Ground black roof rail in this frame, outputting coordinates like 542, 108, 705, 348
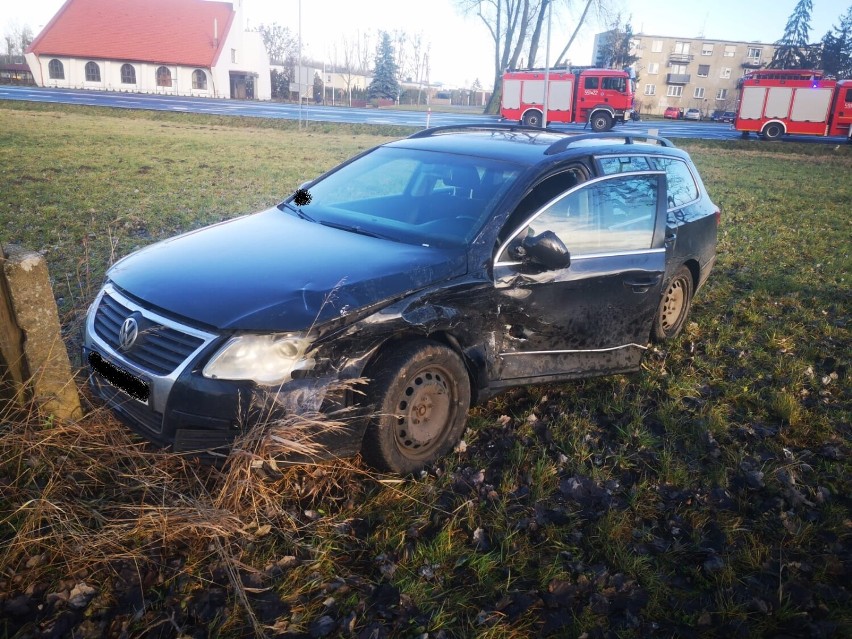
407, 123, 569, 139
544, 132, 674, 155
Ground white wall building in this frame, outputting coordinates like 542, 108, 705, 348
25, 0, 270, 100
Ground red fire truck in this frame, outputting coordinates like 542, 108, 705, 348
500, 67, 634, 131
735, 69, 852, 141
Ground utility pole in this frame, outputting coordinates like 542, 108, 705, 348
542, 0, 552, 128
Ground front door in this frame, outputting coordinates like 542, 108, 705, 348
230, 74, 247, 99
492, 171, 667, 383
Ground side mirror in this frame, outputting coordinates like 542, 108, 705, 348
521, 231, 571, 270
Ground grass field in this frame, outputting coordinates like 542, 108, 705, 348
1, 102, 850, 638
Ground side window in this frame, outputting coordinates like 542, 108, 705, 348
845, 88, 852, 102
601, 77, 626, 92
500, 174, 659, 260
533, 174, 658, 254
598, 156, 652, 175
650, 157, 699, 208
498, 168, 584, 245
584, 76, 599, 90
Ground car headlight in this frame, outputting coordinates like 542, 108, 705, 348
202, 334, 314, 385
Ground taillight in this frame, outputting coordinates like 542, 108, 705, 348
714, 209, 721, 226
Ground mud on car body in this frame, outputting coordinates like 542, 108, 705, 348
84, 125, 719, 473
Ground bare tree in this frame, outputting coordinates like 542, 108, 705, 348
393, 30, 409, 81
355, 29, 374, 75
458, 0, 530, 113
340, 34, 358, 106
3, 21, 33, 57
409, 33, 431, 105
458, 0, 609, 114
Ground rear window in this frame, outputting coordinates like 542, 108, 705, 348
595, 155, 700, 209
650, 157, 699, 208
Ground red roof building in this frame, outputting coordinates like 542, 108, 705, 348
25, 0, 270, 99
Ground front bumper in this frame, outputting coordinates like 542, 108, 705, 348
83, 284, 363, 457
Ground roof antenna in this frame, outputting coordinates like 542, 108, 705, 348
697, 12, 708, 38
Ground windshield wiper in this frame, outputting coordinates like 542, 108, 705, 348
280, 201, 315, 222
319, 220, 394, 241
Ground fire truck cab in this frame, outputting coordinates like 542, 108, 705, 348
735, 69, 852, 141
500, 68, 634, 132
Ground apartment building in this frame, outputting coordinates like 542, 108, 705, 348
593, 31, 777, 116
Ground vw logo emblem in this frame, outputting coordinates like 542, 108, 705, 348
118, 317, 139, 351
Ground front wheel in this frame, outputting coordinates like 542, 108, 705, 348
651, 266, 694, 342
761, 122, 784, 140
362, 341, 471, 474
590, 111, 613, 132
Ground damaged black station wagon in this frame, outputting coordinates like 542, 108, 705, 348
84, 125, 719, 473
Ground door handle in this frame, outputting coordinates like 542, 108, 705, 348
623, 275, 662, 293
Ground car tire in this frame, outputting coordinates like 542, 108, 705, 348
590, 111, 613, 132
651, 265, 694, 342
522, 110, 543, 127
361, 341, 471, 474
761, 122, 784, 140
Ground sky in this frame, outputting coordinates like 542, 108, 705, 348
1, 0, 844, 88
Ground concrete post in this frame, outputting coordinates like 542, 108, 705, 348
1, 244, 83, 421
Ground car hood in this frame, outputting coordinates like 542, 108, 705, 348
108, 208, 468, 331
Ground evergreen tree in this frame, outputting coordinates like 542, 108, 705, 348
819, 6, 852, 78
769, 0, 818, 68
367, 31, 400, 101
596, 15, 639, 70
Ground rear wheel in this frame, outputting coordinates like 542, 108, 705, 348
590, 111, 613, 132
522, 110, 543, 127
651, 265, 694, 342
361, 341, 471, 474
761, 122, 784, 140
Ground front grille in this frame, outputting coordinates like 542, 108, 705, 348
93, 292, 204, 375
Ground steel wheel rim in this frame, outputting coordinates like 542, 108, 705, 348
394, 365, 455, 459
661, 277, 686, 331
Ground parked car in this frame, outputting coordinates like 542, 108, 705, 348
684, 108, 702, 121
664, 106, 683, 119
84, 125, 719, 473
711, 110, 737, 123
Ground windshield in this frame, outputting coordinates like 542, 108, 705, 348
280, 147, 522, 248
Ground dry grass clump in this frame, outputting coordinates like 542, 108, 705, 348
0, 385, 370, 636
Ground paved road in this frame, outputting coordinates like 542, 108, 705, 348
1, 85, 847, 144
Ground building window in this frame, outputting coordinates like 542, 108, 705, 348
651, 40, 663, 53
48, 59, 64, 79
156, 66, 172, 87
720, 67, 732, 79
192, 69, 207, 90
693, 87, 705, 99
673, 41, 690, 55
746, 47, 762, 63
716, 88, 728, 100
724, 45, 736, 57
698, 64, 710, 77
120, 64, 136, 84
231, 48, 237, 63
702, 43, 714, 56
670, 63, 688, 75
644, 84, 656, 96
667, 85, 683, 97
85, 61, 101, 82
647, 62, 659, 74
